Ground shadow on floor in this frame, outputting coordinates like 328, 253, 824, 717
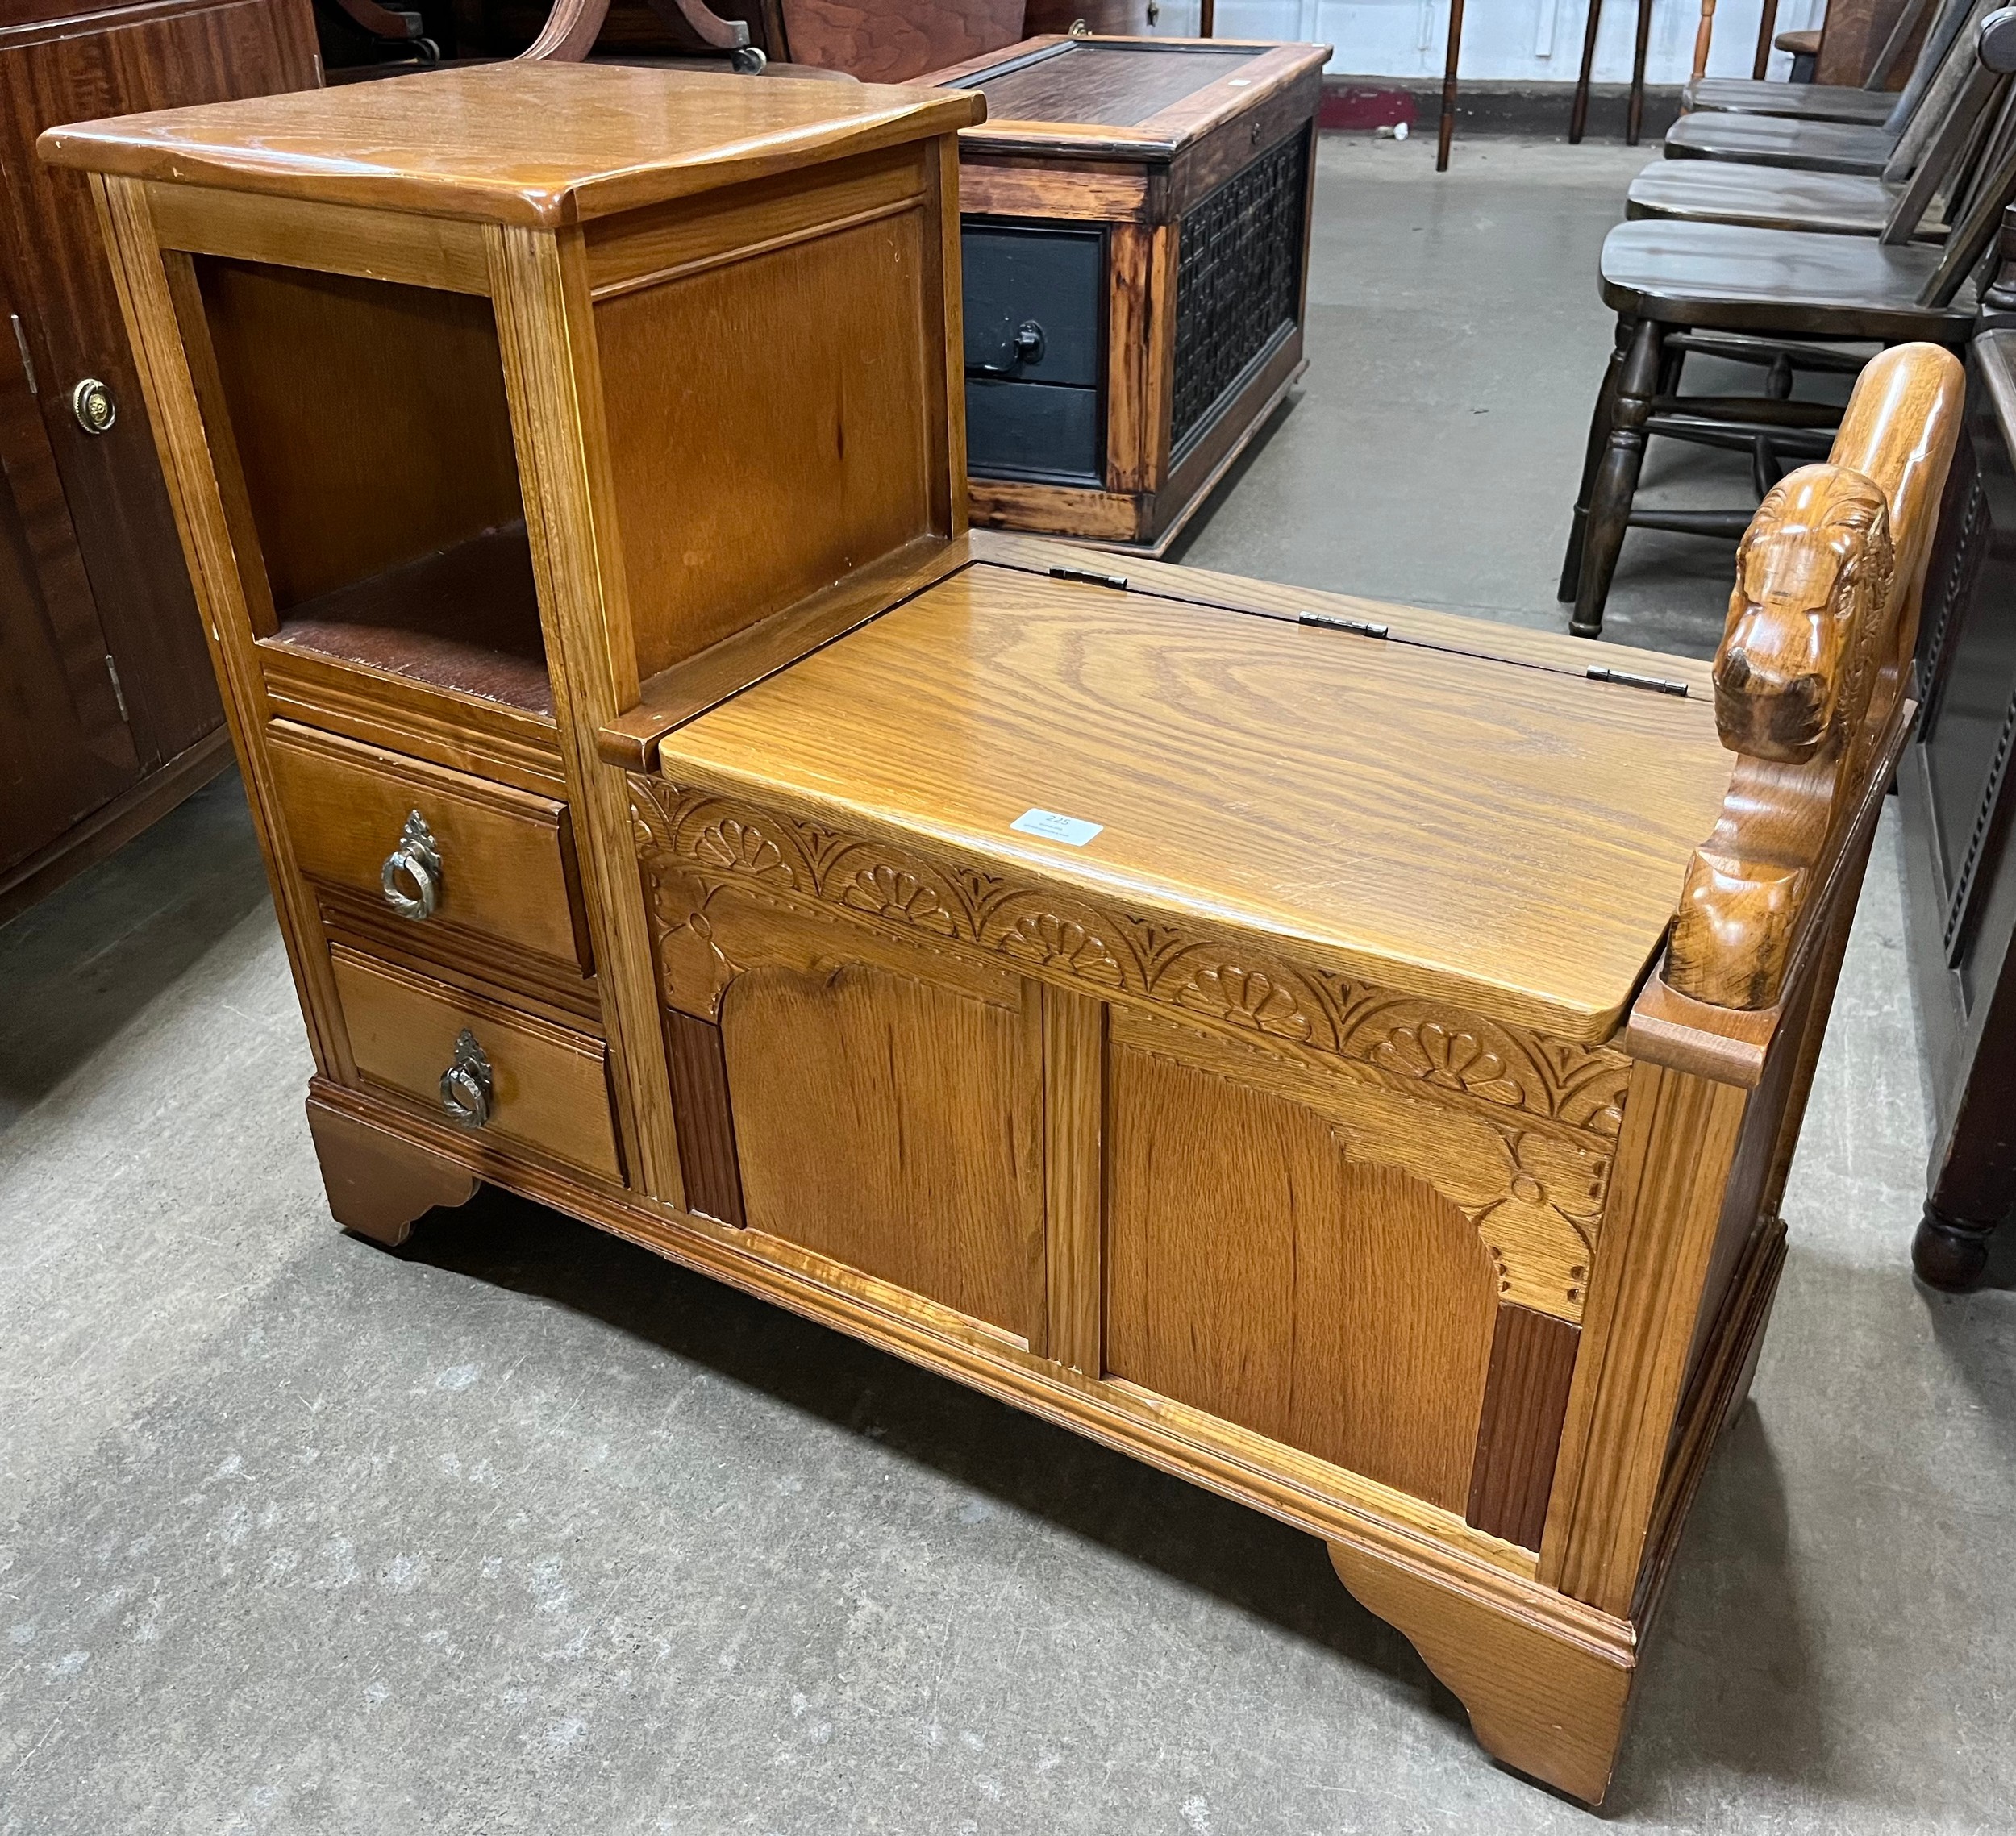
0, 771, 269, 1131
402, 1185, 1472, 1720
402, 1182, 1839, 1812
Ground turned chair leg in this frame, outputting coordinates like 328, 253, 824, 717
306, 1093, 479, 1249
1913, 1199, 2004, 1291
1571, 318, 1664, 639
1559, 318, 1635, 605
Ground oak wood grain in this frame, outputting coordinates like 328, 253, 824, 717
656, 562, 1733, 1043
1327, 1537, 1635, 1805
1105, 1039, 1499, 1511
594, 189, 941, 680
1042, 983, 1104, 1374
719, 959, 1048, 1343
193, 257, 524, 611
268, 718, 588, 968
331, 943, 622, 1179
487, 219, 686, 1203
145, 181, 491, 293
41, 63, 983, 227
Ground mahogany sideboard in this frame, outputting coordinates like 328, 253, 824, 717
926, 35, 1327, 554
47, 64, 1960, 1802
0, 0, 319, 922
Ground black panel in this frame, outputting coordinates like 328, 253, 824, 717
1170, 132, 1309, 459
1924, 394, 2016, 983
965, 377, 1102, 485
962, 224, 1104, 389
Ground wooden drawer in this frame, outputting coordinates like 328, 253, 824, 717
331, 944, 622, 1181
269, 722, 588, 970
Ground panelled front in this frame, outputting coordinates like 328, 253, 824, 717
962, 223, 1106, 486
331, 946, 622, 1181
631, 775, 1622, 1555
269, 722, 589, 973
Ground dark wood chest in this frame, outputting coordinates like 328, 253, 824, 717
927, 34, 1328, 554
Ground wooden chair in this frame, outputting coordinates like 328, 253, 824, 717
1682, 0, 1951, 123
519, 0, 771, 68
1666, 0, 1997, 173
1568, 0, 1656, 147
1556, 91, 2016, 635
765, 0, 1025, 83
1629, 7, 2016, 239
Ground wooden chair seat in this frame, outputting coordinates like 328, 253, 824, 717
1664, 111, 1897, 173
1627, 160, 1918, 236
1599, 219, 1972, 338
1681, 77, 1899, 123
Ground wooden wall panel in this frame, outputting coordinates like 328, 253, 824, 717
719, 960, 1047, 1343
1104, 1043, 1501, 1513
195, 260, 523, 609
594, 210, 939, 681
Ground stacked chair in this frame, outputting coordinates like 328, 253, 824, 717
1561, 4, 2016, 637
1683, 0, 1960, 126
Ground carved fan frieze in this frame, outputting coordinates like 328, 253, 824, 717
628, 776, 1631, 1154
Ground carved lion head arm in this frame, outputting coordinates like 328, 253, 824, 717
1664, 463, 1897, 1012
1712, 467, 1893, 764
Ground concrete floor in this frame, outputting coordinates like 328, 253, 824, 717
4, 138, 2014, 1834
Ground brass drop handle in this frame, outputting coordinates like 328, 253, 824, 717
380, 810, 441, 920
439, 1028, 493, 1130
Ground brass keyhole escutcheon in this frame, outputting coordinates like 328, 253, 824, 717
71, 377, 115, 435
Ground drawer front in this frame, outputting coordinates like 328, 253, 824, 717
963, 223, 1104, 388
269, 722, 588, 971
331, 945, 622, 1181
966, 377, 1103, 485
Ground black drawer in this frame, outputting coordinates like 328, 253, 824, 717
963, 223, 1104, 388
966, 377, 1102, 485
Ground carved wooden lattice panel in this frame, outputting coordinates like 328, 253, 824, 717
1169, 131, 1307, 457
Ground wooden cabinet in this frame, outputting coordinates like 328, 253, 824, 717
926, 35, 1327, 553
1901, 327, 2016, 1288
50, 65, 1964, 1809
0, 0, 320, 921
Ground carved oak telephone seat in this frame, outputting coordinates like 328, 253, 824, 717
44, 64, 1960, 1804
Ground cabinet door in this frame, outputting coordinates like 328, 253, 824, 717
0, 289, 138, 877
0, 0, 320, 771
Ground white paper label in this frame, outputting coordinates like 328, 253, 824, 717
1010, 807, 1103, 847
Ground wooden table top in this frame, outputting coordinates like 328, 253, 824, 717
925, 36, 1331, 156
39, 63, 984, 227
657, 561, 1734, 1043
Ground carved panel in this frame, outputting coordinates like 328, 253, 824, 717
629, 778, 1632, 1158
1111, 1007, 1604, 1323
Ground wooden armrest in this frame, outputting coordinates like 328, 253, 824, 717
1775, 27, 1821, 55
1657, 344, 1963, 1016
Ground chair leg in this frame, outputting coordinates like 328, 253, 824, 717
1572, 318, 1663, 639
1559, 318, 1635, 604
